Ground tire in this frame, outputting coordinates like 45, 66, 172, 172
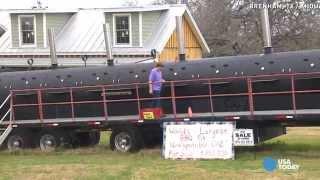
6, 130, 33, 151
39, 130, 64, 152
110, 127, 142, 153
7, 135, 27, 151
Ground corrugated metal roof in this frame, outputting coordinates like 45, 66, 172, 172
0, 5, 210, 57
6, 5, 171, 14
8, 8, 79, 14
0, 11, 11, 51
55, 10, 105, 53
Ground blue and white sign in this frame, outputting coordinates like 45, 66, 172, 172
263, 157, 300, 172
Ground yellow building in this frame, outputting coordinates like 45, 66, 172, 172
159, 16, 207, 62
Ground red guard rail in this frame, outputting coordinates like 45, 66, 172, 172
8, 71, 320, 123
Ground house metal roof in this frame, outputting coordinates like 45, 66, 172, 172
0, 5, 210, 65
0, 11, 11, 52
5, 5, 174, 14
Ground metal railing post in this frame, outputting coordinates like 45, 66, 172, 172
247, 78, 254, 118
135, 84, 141, 117
101, 86, 108, 120
208, 80, 214, 114
291, 75, 297, 115
70, 88, 75, 121
170, 81, 177, 119
37, 90, 44, 123
9, 91, 13, 125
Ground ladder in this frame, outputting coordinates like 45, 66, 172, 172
0, 94, 13, 147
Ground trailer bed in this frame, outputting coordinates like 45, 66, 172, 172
2, 109, 320, 126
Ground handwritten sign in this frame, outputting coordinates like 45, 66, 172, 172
163, 122, 235, 160
233, 129, 254, 146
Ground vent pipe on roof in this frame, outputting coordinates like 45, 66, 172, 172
176, 16, 186, 62
261, 8, 272, 54
48, 28, 58, 68
103, 23, 114, 66
177, 0, 188, 4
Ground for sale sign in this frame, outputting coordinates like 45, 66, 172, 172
163, 122, 235, 160
233, 129, 254, 146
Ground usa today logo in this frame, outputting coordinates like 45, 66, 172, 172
263, 157, 300, 172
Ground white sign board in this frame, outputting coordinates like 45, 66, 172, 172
163, 122, 235, 160
233, 129, 254, 146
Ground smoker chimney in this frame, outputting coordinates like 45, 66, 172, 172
177, 0, 188, 4
48, 28, 58, 68
176, 16, 186, 61
103, 23, 114, 66
261, 8, 272, 54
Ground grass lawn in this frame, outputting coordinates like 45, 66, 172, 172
0, 127, 320, 180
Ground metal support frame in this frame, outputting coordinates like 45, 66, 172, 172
170, 81, 177, 119
10, 92, 14, 123
37, 90, 44, 122
101, 87, 108, 120
135, 84, 141, 117
208, 80, 214, 114
291, 76, 297, 115
70, 88, 75, 121
247, 78, 254, 118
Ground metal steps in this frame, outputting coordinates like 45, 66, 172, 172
0, 94, 12, 147
0, 125, 12, 146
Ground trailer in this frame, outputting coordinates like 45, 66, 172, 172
1, 71, 320, 152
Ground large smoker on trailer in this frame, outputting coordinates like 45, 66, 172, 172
1, 49, 320, 151
1, 7, 320, 152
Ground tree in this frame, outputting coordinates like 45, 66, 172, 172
190, 0, 320, 56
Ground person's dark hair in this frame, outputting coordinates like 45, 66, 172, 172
155, 62, 164, 67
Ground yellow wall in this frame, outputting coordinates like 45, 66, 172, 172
159, 16, 203, 62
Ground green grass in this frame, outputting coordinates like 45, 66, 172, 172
0, 127, 320, 180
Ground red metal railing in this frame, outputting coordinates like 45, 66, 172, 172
7, 71, 320, 123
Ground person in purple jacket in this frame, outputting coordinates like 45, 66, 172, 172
148, 62, 165, 108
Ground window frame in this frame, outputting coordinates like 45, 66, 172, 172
112, 13, 132, 47
18, 15, 37, 48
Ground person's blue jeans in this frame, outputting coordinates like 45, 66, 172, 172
152, 90, 161, 108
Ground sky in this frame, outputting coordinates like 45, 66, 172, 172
0, 0, 156, 9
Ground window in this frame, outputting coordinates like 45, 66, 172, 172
113, 14, 131, 46
19, 15, 36, 46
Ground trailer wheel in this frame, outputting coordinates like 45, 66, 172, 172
7, 134, 27, 151
6, 130, 33, 151
39, 131, 61, 152
110, 127, 142, 152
